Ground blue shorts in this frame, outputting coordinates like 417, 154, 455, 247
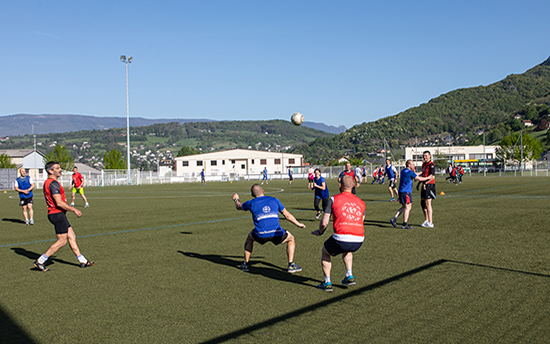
399, 192, 412, 205
323, 236, 363, 256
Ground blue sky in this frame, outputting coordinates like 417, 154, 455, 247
1, 1, 548, 130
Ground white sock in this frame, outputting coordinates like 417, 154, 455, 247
38, 254, 48, 264
77, 254, 87, 264
324, 276, 331, 283
346, 269, 352, 277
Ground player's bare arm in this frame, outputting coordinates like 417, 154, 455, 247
52, 193, 82, 217
311, 212, 330, 236
281, 208, 306, 228
231, 193, 243, 210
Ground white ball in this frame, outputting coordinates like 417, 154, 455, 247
291, 112, 304, 126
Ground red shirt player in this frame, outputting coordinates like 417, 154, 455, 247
71, 166, 89, 207
417, 151, 436, 228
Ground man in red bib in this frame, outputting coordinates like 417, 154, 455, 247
312, 175, 365, 291
33, 161, 93, 272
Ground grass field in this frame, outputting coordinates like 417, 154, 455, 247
1, 175, 549, 343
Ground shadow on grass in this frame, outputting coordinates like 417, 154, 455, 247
180, 231, 193, 235
2, 218, 26, 224
199, 258, 550, 344
0, 306, 39, 344
11, 247, 81, 270
364, 219, 396, 228
178, 251, 322, 288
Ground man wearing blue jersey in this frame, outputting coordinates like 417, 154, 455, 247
261, 167, 268, 185
15, 168, 35, 225
232, 184, 305, 273
312, 168, 329, 219
385, 159, 399, 202
389, 160, 431, 230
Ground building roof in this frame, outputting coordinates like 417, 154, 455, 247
0, 149, 45, 158
74, 162, 101, 174
174, 148, 302, 160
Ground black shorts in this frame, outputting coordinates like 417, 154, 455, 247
323, 236, 363, 256
289, 175, 293, 181
19, 197, 33, 207
421, 184, 436, 200
250, 230, 288, 245
48, 212, 71, 234
389, 179, 397, 189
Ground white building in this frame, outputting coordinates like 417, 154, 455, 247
405, 145, 497, 167
174, 149, 303, 181
0, 149, 46, 180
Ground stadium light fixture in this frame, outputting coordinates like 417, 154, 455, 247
121, 55, 132, 185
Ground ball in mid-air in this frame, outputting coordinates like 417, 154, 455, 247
291, 112, 304, 126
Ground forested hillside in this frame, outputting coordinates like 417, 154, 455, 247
293, 56, 550, 163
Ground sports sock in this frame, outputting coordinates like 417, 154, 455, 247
38, 254, 48, 264
346, 269, 352, 277
403, 222, 408, 226
77, 254, 88, 264
324, 276, 331, 284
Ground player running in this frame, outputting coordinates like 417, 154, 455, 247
232, 184, 305, 273
390, 160, 432, 230
70, 166, 89, 208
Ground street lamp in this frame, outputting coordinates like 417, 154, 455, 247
120, 55, 132, 185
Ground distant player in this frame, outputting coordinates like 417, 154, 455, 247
338, 162, 359, 195
385, 159, 398, 202
307, 166, 315, 189
70, 166, 89, 208
311, 175, 365, 291
312, 168, 330, 219
14, 168, 35, 225
232, 184, 305, 273
261, 167, 268, 185
33, 161, 93, 272
288, 166, 293, 185
200, 169, 206, 186
457, 165, 464, 184
390, 160, 432, 230
354, 165, 362, 184
417, 151, 436, 228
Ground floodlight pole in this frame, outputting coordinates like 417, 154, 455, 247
121, 55, 132, 185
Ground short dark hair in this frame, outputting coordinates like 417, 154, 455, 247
423, 150, 431, 156
45, 161, 59, 175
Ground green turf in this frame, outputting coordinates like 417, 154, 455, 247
1, 176, 549, 343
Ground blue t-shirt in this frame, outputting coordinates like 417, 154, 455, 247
16, 175, 33, 199
398, 168, 417, 194
242, 196, 286, 238
385, 165, 397, 180
314, 176, 329, 199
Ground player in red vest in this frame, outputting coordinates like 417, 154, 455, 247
70, 166, 89, 208
416, 151, 436, 228
33, 161, 93, 272
312, 175, 365, 291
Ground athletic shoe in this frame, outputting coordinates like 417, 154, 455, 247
420, 221, 428, 228
33, 260, 49, 272
390, 218, 397, 228
287, 262, 302, 273
317, 282, 333, 292
70, 203, 74, 206
80, 260, 94, 268
30, 219, 34, 225
342, 275, 356, 286
239, 262, 249, 272
315, 212, 322, 220
427, 222, 434, 228
401, 225, 414, 230
389, 198, 394, 202
25, 220, 29, 226
85, 203, 89, 208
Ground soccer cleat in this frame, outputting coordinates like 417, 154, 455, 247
315, 212, 322, 220
33, 260, 49, 272
420, 221, 429, 228
317, 282, 333, 292
342, 275, 356, 286
402, 225, 414, 230
80, 260, 94, 268
239, 262, 249, 272
287, 262, 302, 273
390, 218, 397, 228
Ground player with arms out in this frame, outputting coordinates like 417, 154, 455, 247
33, 161, 93, 272
417, 151, 436, 228
14, 168, 35, 225
311, 175, 365, 291
232, 184, 305, 273
70, 166, 89, 208
390, 160, 432, 230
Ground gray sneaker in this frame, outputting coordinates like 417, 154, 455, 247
287, 262, 302, 273
401, 225, 414, 230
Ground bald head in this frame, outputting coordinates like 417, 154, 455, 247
340, 175, 354, 192
251, 184, 264, 197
